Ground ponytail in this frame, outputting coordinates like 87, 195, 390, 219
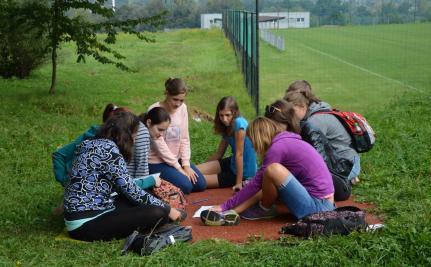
139, 107, 171, 126
102, 103, 130, 122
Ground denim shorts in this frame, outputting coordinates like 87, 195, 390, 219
347, 155, 361, 181
277, 173, 336, 219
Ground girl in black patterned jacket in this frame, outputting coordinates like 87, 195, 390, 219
64, 111, 185, 241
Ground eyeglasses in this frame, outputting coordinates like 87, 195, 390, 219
265, 105, 281, 114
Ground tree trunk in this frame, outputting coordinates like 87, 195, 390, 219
49, 46, 57, 94
49, 0, 60, 94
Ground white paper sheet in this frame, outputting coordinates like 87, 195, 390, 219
193, 205, 214, 218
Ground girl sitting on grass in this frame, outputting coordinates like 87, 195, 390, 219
284, 80, 360, 201
148, 78, 206, 194
197, 96, 257, 191
52, 104, 159, 216
64, 111, 185, 241
201, 102, 335, 226
53, 103, 159, 188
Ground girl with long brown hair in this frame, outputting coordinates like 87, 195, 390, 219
197, 96, 257, 191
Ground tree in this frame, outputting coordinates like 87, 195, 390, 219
206, 0, 243, 13
169, 0, 202, 28
314, 0, 347, 26
0, 1, 50, 79
45, 0, 166, 94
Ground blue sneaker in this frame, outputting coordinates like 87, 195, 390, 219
240, 203, 277, 220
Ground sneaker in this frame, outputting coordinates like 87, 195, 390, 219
200, 209, 240, 226
240, 203, 277, 220
351, 177, 360, 185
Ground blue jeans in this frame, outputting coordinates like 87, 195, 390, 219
347, 156, 361, 181
277, 173, 336, 219
149, 162, 207, 194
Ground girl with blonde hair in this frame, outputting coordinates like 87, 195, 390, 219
202, 101, 335, 225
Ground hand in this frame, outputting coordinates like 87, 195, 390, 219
209, 205, 222, 212
154, 176, 162, 187
183, 166, 198, 184
178, 168, 188, 177
168, 208, 181, 221
232, 183, 243, 192
168, 208, 187, 222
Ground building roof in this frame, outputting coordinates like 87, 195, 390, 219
258, 16, 285, 22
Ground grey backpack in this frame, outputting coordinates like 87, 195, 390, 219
121, 223, 192, 256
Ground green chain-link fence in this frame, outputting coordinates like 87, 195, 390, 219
223, 9, 260, 115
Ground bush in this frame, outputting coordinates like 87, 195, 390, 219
0, 1, 49, 79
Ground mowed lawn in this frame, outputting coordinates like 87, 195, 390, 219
0, 25, 430, 266
263, 23, 431, 113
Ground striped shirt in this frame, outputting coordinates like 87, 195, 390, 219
127, 122, 150, 178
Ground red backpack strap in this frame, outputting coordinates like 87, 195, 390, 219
313, 110, 363, 136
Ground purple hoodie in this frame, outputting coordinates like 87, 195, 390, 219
221, 131, 334, 211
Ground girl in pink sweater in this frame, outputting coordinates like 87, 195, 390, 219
148, 78, 207, 194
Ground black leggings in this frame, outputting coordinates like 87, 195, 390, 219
68, 197, 170, 242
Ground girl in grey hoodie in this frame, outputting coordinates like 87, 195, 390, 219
283, 80, 360, 201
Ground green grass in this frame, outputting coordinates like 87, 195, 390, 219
265, 23, 431, 113
1, 25, 431, 265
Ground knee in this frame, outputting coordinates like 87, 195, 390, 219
179, 181, 193, 194
264, 163, 289, 179
153, 205, 169, 218
194, 176, 207, 192
147, 205, 170, 225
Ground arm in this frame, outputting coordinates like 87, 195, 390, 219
52, 125, 98, 186
206, 139, 228, 162
179, 105, 191, 167
152, 136, 183, 171
300, 120, 332, 168
302, 119, 352, 177
107, 147, 167, 208
134, 174, 156, 189
127, 122, 150, 178
178, 105, 198, 181
233, 129, 246, 188
52, 143, 75, 187
221, 145, 283, 211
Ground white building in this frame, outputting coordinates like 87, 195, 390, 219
200, 12, 310, 29
259, 12, 310, 29
200, 13, 223, 29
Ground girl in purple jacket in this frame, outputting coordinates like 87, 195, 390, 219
202, 101, 335, 225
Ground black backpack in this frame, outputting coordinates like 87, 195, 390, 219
280, 206, 367, 237
121, 223, 192, 256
